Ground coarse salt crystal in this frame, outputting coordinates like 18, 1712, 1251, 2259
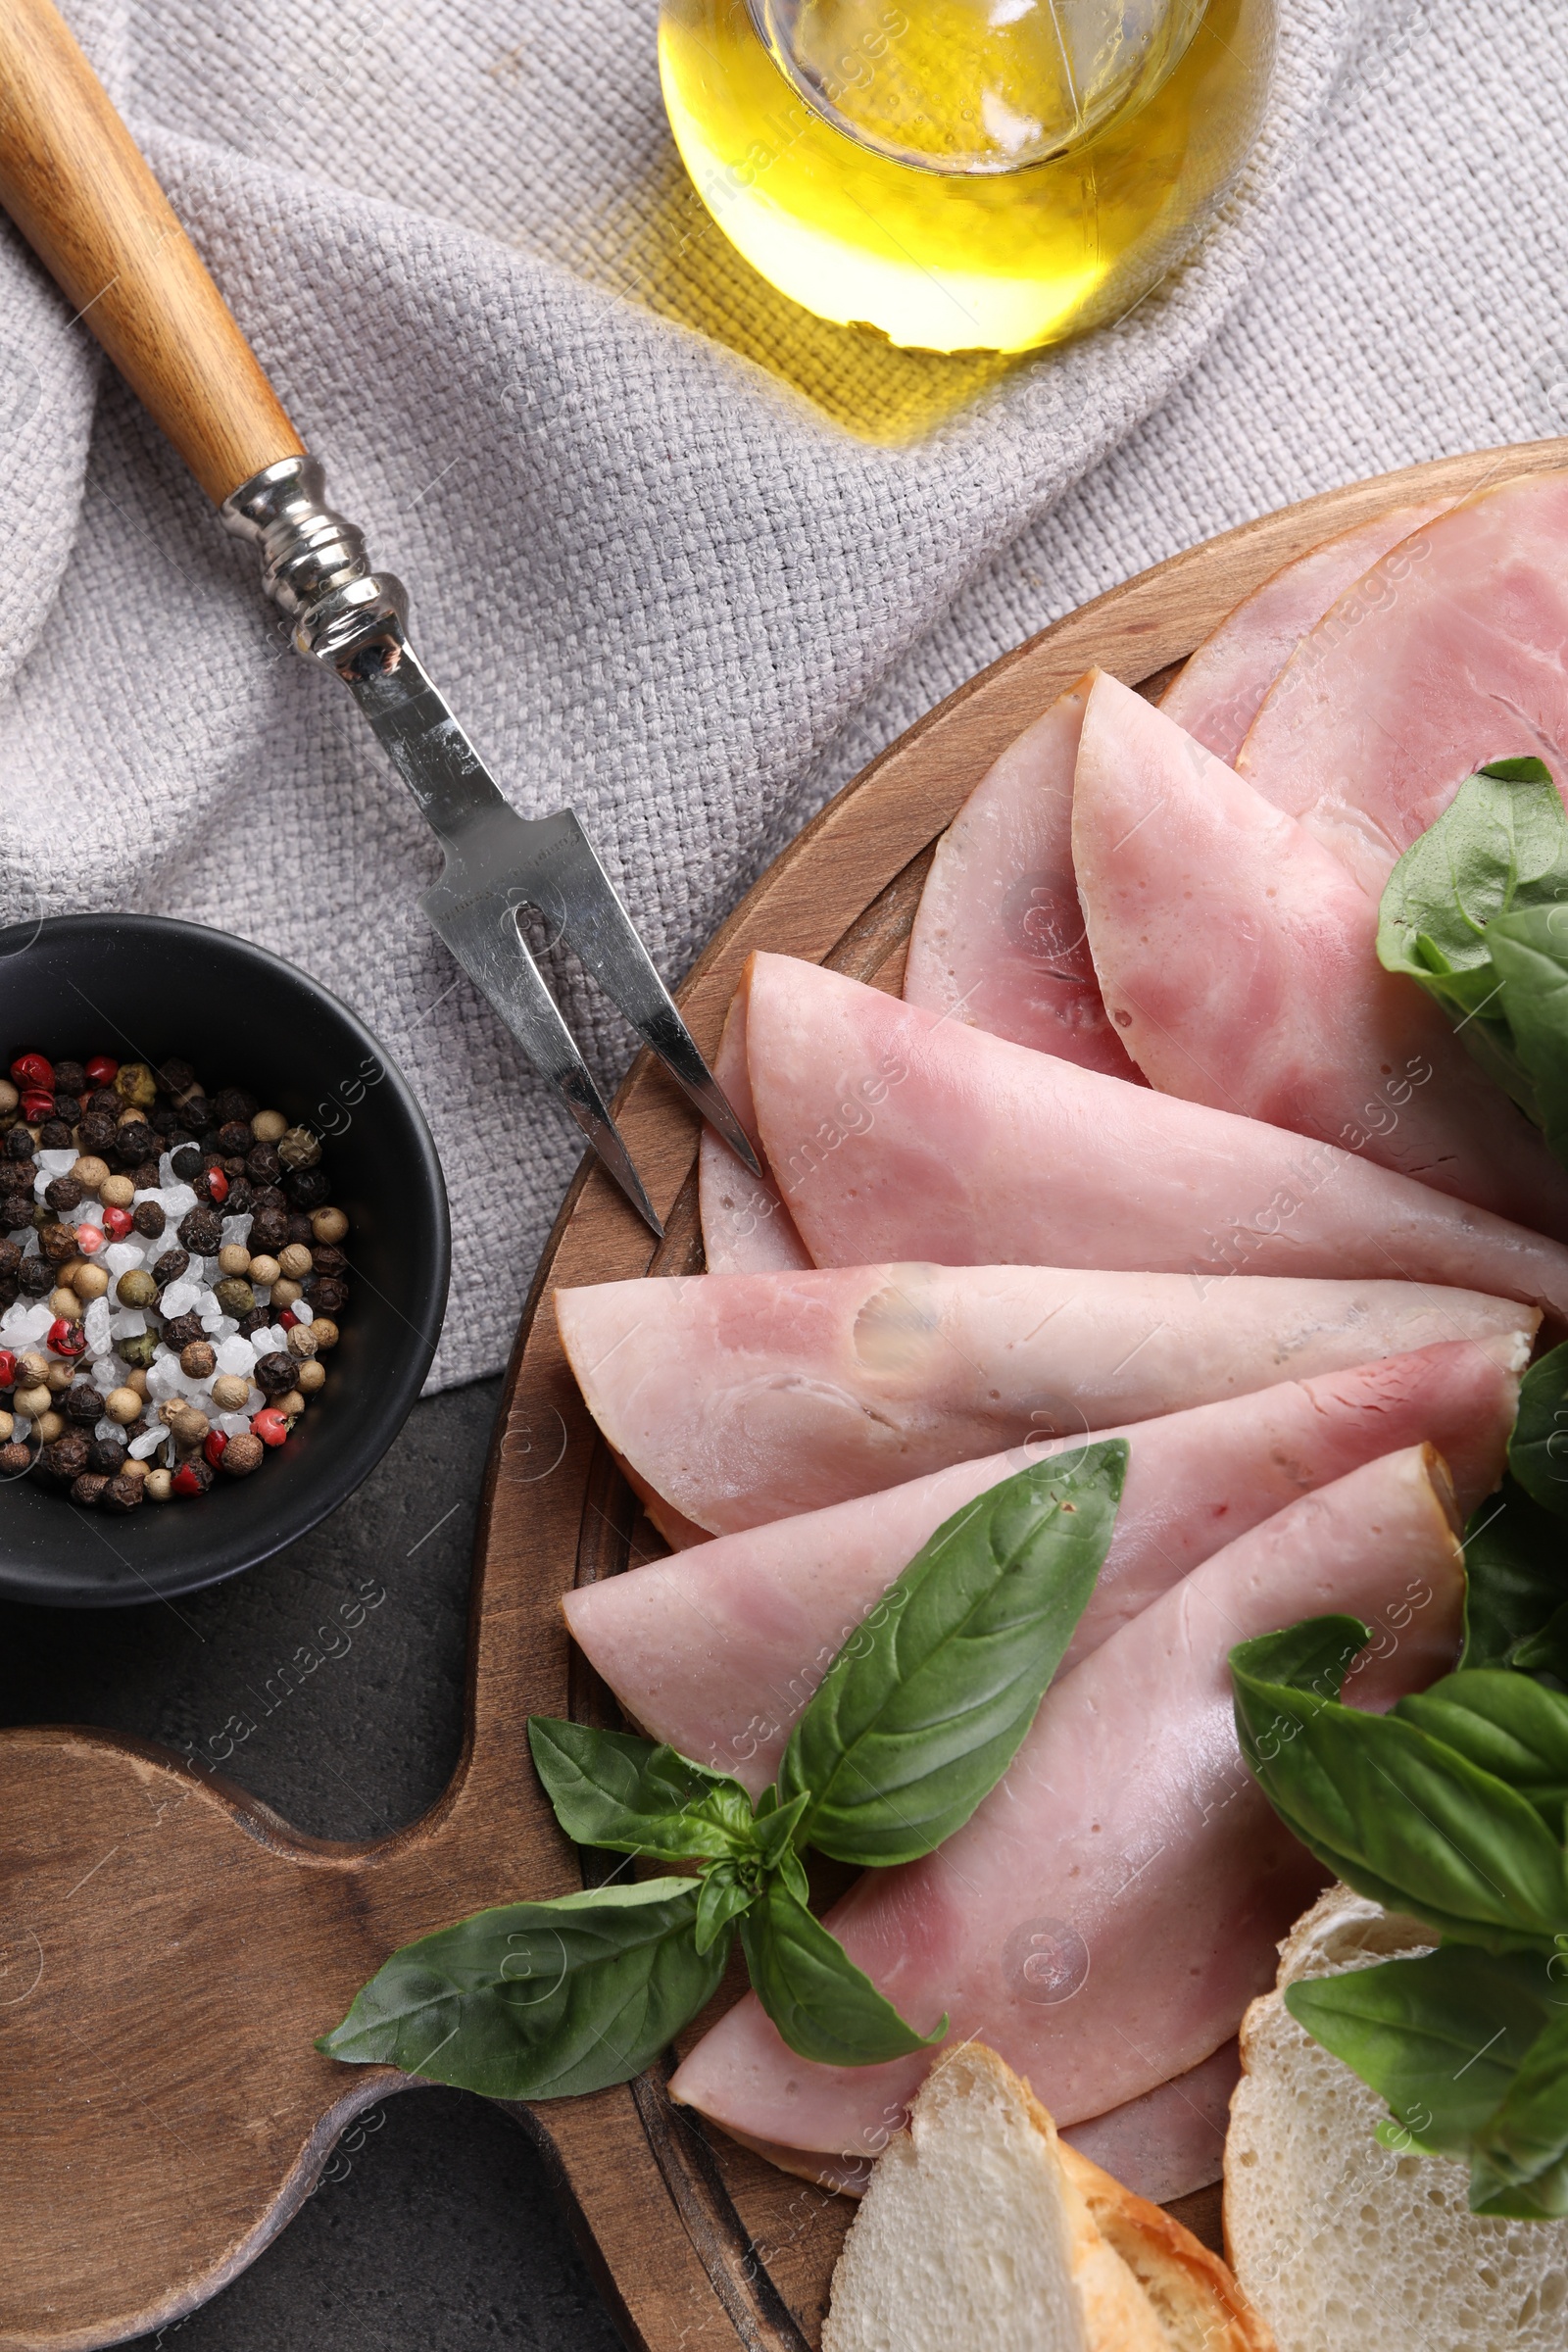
161, 1184, 198, 1218
160, 1280, 200, 1317
195, 1290, 219, 1317
215, 1410, 252, 1439
291, 1299, 314, 1325
108, 1308, 147, 1338
245, 1385, 266, 1414
93, 1415, 121, 1443
146, 1356, 184, 1400
252, 1286, 271, 1308
8, 1302, 53, 1342
129, 1427, 168, 1460
215, 1336, 256, 1377
220, 1213, 254, 1248
212, 1316, 238, 1340
37, 1149, 77, 1175
83, 1298, 112, 1355
103, 1243, 144, 1277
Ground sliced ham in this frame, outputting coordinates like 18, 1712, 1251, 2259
1238, 467, 1568, 895
1071, 673, 1568, 1239
698, 985, 811, 1277
902, 677, 1142, 1080
562, 1336, 1521, 1794
1059, 2039, 1241, 2208
557, 1257, 1534, 1536
667, 1445, 1465, 2171
741, 952, 1568, 1320
1159, 502, 1450, 763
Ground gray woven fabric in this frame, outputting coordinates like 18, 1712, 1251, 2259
0, 0, 1519, 1389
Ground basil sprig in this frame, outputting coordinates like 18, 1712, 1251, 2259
320, 1443, 1126, 2095
1376, 755, 1568, 1148
1231, 1613, 1568, 2215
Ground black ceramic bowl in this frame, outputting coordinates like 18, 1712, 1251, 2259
0, 913, 449, 1607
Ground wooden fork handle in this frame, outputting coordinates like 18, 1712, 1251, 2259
0, 0, 303, 502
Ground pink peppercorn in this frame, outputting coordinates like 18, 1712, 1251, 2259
75, 1224, 104, 1255
252, 1407, 288, 1447
11, 1054, 52, 1093
84, 1055, 118, 1087
101, 1206, 133, 1240
47, 1317, 86, 1356
203, 1430, 228, 1468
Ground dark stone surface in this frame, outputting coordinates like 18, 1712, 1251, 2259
0, 1377, 623, 2352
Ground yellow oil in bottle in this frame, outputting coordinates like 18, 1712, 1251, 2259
659, 0, 1275, 354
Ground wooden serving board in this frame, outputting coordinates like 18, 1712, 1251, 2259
6, 439, 1565, 2352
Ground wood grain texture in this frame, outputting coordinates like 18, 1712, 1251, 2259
5, 441, 1566, 2352
0, 0, 302, 501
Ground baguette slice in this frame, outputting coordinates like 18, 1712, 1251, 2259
822, 2042, 1270, 2352
1227, 1883, 1568, 2351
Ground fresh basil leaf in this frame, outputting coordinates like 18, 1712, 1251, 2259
1507, 1345, 1568, 1524
778, 1445, 1125, 1868
1232, 1621, 1568, 1948
1470, 2007, 1568, 2216
739, 1874, 945, 2066
1460, 1476, 1568, 1668
1395, 1671, 1568, 1825
318, 1878, 724, 2097
1286, 1945, 1560, 2162
1511, 1605, 1568, 1680
1490, 906, 1568, 1164
528, 1717, 755, 1861
694, 1862, 758, 1956
751, 1788, 810, 1871
1377, 760, 1568, 1012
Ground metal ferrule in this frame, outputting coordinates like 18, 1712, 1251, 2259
220, 455, 408, 666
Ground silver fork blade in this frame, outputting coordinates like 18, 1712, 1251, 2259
335, 624, 761, 1227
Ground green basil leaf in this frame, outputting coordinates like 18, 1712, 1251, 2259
739, 1874, 945, 2066
1395, 1671, 1568, 1825
318, 1878, 724, 2097
1471, 2006, 1568, 2216
1232, 1621, 1568, 1947
528, 1717, 755, 1861
1510, 1604, 1568, 1680
1286, 1945, 1560, 2162
1460, 1476, 1568, 1668
694, 1862, 758, 1956
751, 1788, 811, 1871
1506, 1344, 1568, 1523
778, 1444, 1125, 1867
1490, 906, 1568, 1164
1377, 760, 1568, 1008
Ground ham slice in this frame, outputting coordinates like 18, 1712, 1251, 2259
667, 1445, 1465, 2173
1238, 468, 1568, 895
557, 1258, 1534, 1536
698, 986, 811, 1277
1159, 502, 1450, 763
1059, 2039, 1242, 2207
902, 677, 1142, 1080
741, 952, 1568, 1320
1071, 673, 1568, 1239
562, 1336, 1521, 1794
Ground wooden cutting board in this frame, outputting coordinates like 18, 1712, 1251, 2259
6, 439, 1564, 2352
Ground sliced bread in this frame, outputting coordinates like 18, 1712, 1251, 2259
1227, 1883, 1568, 2351
821, 2041, 1270, 2352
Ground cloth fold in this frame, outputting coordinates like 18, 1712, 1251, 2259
0, 0, 1485, 1388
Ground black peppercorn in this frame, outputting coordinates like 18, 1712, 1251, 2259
246, 1143, 282, 1185
64, 1385, 103, 1425
53, 1059, 86, 1097
310, 1244, 347, 1279
307, 1277, 349, 1315
151, 1247, 189, 1289
41, 1431, 90, 1483
284, 1165, 331, 1208
131, 1161, 161, 1191
51, 1093, 82, 1123
0, 1197, 31, 1236
131, 1200, 166, 1239
285, 1213, 316, 1249
178, 1205, 222, 1254
78, 1113, 118, 1154
212, 1088, 258, 1128
161, 1311, 206, 1351
237, 1306, 272, 1339
149, 1104, 176, 1137
100, 1471, 145, 1513
217, 1120, 253, 1157
114, 1119, 157, 1165
248, 1206, 288, 1255
181, 1092, 213, 1132
170, 1142, 203, 1180
71, 1472, 110, 1509
87, 1436, 127, 1476
84, 1088, 121, 1120
253, 1350, 296, 1396
19, 1257, 52, 1297
45, 1174, 84, 1213
4, 1124, 35, 1160
250, 1184, 284, 1213
225, 1179, 255, 1215
37, 1120, 74, 1152
0, 1240, 22, 1280
0, 1439, 31, 1476
39, 1221, 76, 1266
157, 1058, 196, 1097
0, 1273, 17, 1308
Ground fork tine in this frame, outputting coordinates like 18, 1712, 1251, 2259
525, 812, 764, 1179
421, 876, 663, 1238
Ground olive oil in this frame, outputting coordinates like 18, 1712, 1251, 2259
659, 0, 1275, 355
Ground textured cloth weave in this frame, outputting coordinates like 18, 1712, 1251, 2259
1, 0, 1553, 1389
